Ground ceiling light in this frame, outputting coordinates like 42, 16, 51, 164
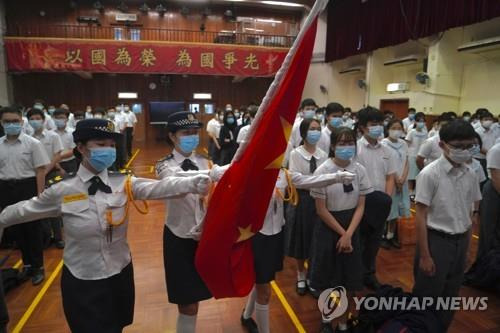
260, 1, 304, 7
118, 92, 138, 99
256, 18, 282, 24
193, 93, 212, 100
245, 28, 264, 32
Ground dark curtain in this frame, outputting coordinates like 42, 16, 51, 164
326, 0, 500, 62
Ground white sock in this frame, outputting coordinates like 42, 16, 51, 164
176, 313, 197, 333
243, 286, 257, 319
255, 302, 270, 333
297, 271, 306, 281
387, 231, 394, 239
338, 322, 348, 330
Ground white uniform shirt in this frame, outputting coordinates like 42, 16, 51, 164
0, 133, 50, 180
418, 135, 442, 166
289, 145, 328, 176
405, 128, 428, 157
85, 111, 94, 119
428, 128, 438, 138
236, 125, 250, 144
467, 159, 487, 184
44, 114, 56, 131
56, 128, 76, 162
290, 117, 304, 148
155, 149, 211, 239
0, 165, 200, 280
22, 116, 34, 136
33, 130, 63, 160
206, 118, 222, 138
343, 118, 354, 129
382, 138, 409, 178
125, 111, 137, 128
67, 113, 76, 130
402, 117, 414, 133
311, 159, 373, 211
110, 116, 126, 133
475, 125, 500, 159
487, 142, 500, 178
415, 156, 481, 234
356, 136, 398, 192
317, 127, 332, 155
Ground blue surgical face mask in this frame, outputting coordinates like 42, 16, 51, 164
409, 113, 416, 120
179, 135, 200, 154
335, 145, 356, 160
303, 110, 316, 119
48, 108, 56, 115
367, 125, 384, 139
306, 130, 321, 144
470, 144, 480, 156
226, 117, 235, 125
88, 147, 116, 172
330, 117, 343, 128
29, 119, 44, 131
3, 122, 22, 136
54, 119, 66, 129
416, 122, 425, 129
33, 103, 44, 111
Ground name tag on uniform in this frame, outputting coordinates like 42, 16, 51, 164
63, 193, 88, 204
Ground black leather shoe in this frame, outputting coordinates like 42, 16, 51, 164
390, 238, 401, 249
31, 269, 45, 286
55, 240, 65, 249
296, 280, 307, 296
380, 238, 392, 250
17, 266, 33, 282
308, 286, 322, 299
363, 276, 381, 291
334, 324, 351, 333
319, 322, 334, 333
240, 312, 259, 333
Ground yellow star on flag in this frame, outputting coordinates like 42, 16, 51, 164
236, 225, 255, 243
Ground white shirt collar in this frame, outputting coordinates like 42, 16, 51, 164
1, 132, 27, 144
359, 136, 381, 148
172, 148, 194, 164
77, 164, 109, 185
296, 145, 323, 161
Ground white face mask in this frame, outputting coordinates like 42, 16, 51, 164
94, 114, 103, 119
447, 146, 472, 164
389, 129, 403, 140
481, 120, 493, 129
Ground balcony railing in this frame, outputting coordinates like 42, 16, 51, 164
6, 24, 295, 48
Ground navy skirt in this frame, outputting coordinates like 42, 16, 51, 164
252, 231, 284, 284
308, 209, 363, 292
284, 189, 317, 260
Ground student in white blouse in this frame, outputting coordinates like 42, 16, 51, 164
0, 119, 210, 333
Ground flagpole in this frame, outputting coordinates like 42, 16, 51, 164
233, 0, 329, 162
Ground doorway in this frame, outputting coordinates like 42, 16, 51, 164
188, 102, 216, 156
380, 99, 409, 120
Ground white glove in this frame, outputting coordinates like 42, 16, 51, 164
188, 223, 203, 241
189, 175, 211, 195
329, 171, 355, 185
209, 164, 230, 182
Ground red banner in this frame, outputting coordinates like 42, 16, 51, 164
4, 37, 288, 77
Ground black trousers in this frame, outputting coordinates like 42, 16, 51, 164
0, 270, 8, 333
125, 127, 133, 158
360, 191, 392, 280
0, 178, 44, 269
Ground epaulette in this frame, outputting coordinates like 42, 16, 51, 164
156, 154, 174, 165
46, 172, 76, 188
109, 169, 133, 176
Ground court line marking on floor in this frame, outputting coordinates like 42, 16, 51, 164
12, 260, 64, 333
270, 281, 306, 333
125, 148, 141, 169
13, 260, 22, 269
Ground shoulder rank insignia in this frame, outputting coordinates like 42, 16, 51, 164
156, 154, 174, 165
109, 169, 133, 176
46, 172, 76, 188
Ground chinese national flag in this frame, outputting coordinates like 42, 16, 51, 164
195, 2, 325, 299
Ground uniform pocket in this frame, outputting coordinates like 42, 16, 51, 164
61, 198, 90, 214
106, 193, 128, 223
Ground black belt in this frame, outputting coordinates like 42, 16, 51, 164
0, 177, 36, 185
427, 228, 469, 240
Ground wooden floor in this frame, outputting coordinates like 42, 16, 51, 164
2, 142, 500, 333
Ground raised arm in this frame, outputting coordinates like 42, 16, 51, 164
289, 170, 355, 190
131, 175, 210, 200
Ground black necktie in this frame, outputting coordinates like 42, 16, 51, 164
88, 176, 112, 195
309, 156, 317, 174
181, 159, 199, 171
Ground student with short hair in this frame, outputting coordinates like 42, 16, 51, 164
405, 112, 428, 197
474, 110, 500, 177
413, 120, 481, 329
402, 108, 416, 133
317, 102, 344, 154
290, 98, 318, 149
53, 109, 78, 174
285, 118, 328, 295
0, 106, 50, 285
236, 105, 258, 145
381, 119, 410, 249
416, 113, 454, 170
310, 127, 370, 333
355, 106, 395, 290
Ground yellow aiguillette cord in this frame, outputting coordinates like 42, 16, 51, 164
275, 168, 299, 206
106, 175, 149, 226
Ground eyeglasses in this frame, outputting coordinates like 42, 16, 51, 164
445, 142, 476, 150
1, 120, 21, 125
